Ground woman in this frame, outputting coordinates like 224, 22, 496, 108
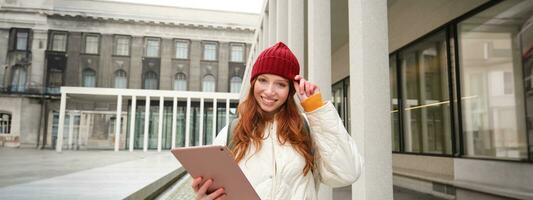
191, 42, 363, 200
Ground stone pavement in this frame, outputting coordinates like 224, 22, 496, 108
0, 147, 183, 200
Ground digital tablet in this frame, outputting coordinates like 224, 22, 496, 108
171, 145, 260, 200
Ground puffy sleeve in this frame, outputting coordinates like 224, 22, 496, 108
305, 101, 364, 187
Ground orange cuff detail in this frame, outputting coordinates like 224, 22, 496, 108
301, 93, 324, 112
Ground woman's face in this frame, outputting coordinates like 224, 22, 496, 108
253, 74, 290, 114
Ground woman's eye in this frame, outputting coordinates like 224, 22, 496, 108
277, 83, 287, 88
258, 78, 266, 82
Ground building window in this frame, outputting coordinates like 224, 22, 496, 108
202, 74, 216, 92
82, 68, 96, 87
390, 54, 400, 152
114, 70, 127, 88
47, 69, 63, 94
175, 40, 189, 59
229, 76, 242, 93
145, 38, 160, 57
114, 36, 130, 56
10, 65, 26, 92
174, 73, 187, 91
50, 32, 67, 52
203, 42, 217, 61
84, 34, 99, 54
11, 29, 30, 51
0, 113, 11, 134
332, 77, 351, 134
143, 71, 158, 89
230, 44, 244, 62
458, 1, 531, 160
398, 30, 452, 155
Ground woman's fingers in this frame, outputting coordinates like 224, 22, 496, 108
207, 188, 226, 199
299, 78, 305, 95
214, 194, 227, 200
192, 177, 203, 192
197, 179, 213, 196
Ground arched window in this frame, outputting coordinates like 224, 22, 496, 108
10, 65, 27, 92
82, 68, 96, 87
202, 74, 216, 92
174, 73, 187, 91
114, 70, 127, 89
229, 76, 242, 93
143, 71, 158, 89
0, 112, 12, 134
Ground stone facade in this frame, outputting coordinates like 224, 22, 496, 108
0, 0, 257, 148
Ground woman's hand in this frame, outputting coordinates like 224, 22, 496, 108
293, 75, 320, 101
191, 177, 226, 200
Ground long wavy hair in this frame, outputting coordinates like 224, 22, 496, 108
230, 78, 315, 175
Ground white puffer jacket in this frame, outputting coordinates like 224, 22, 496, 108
214, 102, 363, 200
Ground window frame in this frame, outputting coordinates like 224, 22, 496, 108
202, 41, 218, 61
81, 68, 97, 87
82, 33, 100, 55
9, 28, 31, 52
229, 43, 245, 63
174, 39, 190, 60
144, 37, 161, 58
114, 69, 128, 89
48, 31, 68, 52
0, 112, 12, 134
113, 35, 131, 57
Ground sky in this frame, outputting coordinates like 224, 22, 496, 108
106, 0, 264, 13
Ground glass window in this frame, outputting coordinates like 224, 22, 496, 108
230, 76, 242, 93
458, 0, 531, 160
16, 31, 28, 51
10, 65, 26, 92
143, 71, 158, 89
202, 74, 216, 92
175, 40, 189, 59
115, 36, 130, 56
82, 68, 96, 87
230, 44, 244, 62
203, 42, 217, 61
0, 113, 11, 134
174, 73, 187, 91
85, 34, 99, 54
51, 32, 67, 52
114, 70, 127, 88
145, 38, 160, 57
390, 54, 400, 151
400, 30, 452, 154
47, 69, 63, 94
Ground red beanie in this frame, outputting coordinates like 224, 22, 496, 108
250, 42, 300, 82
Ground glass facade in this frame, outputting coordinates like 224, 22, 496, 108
387, 0, 533, 161
125, 101, 237, 150
458, 0, 531, 160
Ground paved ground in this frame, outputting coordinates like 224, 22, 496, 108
394, 186, 447, 200
0, 147, 181, 200
0, 147, 160, 187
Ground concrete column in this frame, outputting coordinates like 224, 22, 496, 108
276, 0, 288, 44
268, 0, 277, 45
129, 96, 136, 152
288, 0, 305, 76
348, 0, 393, 200
308, 1, 332, 198
262, 14, 269, 49
30, 30, 47, 88
308, 0, 332, 100
115, 95, 122, 151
